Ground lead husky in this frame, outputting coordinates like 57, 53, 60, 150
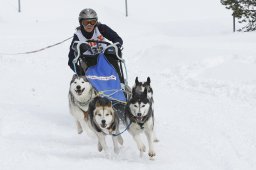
88, 96, 123, 155
125, 87, 156, 160
132, 77, 158, 142
68, 74, 96, 136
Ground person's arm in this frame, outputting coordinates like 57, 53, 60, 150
98, 23, 123, 46
68, 34, 79, 72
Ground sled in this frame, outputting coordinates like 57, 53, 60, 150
72, 40, 130, 120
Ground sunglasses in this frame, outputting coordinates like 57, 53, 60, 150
82, 19, 97, 26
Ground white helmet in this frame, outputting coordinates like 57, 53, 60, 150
78, 8, 98, 22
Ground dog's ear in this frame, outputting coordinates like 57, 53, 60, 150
72, 74, 78, 80
107, 101, 112, 107
81, 76, 87, 82
147, 77, 151, 85
70, 74, 78, 84
135, 77, 139, 85
95, 101, 100, 107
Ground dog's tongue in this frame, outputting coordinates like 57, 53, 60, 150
101, 124, 107, 128
76, 88, 85, 95
137, 116, 143, 121
77, 91, 82, 95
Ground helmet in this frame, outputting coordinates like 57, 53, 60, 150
78, 8, 98, 22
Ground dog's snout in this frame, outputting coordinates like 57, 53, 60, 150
76, 85, 81, 90
137, 113, 142, 117
101, 120, 106, 124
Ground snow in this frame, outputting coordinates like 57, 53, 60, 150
1, 0, 256, 169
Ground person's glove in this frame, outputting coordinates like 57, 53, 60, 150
116, 43, 123, 51
80, 43, 92, 54
116, 43, 123, 58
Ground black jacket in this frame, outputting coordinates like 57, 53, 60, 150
68, 23, 123, 72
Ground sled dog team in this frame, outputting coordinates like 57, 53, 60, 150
68, 75, 158, 160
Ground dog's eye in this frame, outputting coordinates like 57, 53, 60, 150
82, 81, 85, 83
97, 114, 102, 117
134, 105, 138, 108
141, 104, 145, 107
74, 81, 77, 84
106, 114, 109, 116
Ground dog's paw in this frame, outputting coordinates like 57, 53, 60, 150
77, 129, 83, 134
98, 142, 103, 152
138, 145, 146, 158
148, 151, 156, 160
154, 138, 159, 142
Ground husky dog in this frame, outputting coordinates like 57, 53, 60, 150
88, 96, 123, 155
68, 74, 96, 135
132, 77, 158, 142
125, 87, 156, 160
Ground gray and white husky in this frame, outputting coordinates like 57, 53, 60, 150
68, 74, 96, 136
132, 77, 158, 141
125, 85, 157, 160
88, 96, 123, 155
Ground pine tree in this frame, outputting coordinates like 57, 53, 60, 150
221, 0, 256, 32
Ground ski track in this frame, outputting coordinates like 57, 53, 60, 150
156, 55, 256, 106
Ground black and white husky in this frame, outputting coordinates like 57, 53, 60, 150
132, 77, 158, 141
125, 86, 157, 160
68, 74, 96, 136
88, 96, 123, 155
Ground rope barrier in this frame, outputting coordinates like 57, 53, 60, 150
0, 36, 73, 56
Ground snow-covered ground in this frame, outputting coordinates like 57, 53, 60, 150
1, 0, 256, 169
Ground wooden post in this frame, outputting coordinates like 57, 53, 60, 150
233, 15, 235, 32
18, 0, 21, 12
125, 0, 128, 17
